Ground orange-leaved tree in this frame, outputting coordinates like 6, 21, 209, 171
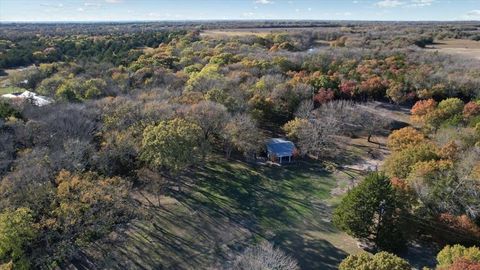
387, 127, 425, 152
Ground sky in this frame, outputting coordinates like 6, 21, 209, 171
0, 0, 479, 22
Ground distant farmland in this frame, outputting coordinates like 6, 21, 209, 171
201, 26, 343, 37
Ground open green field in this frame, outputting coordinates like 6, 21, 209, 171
0, 86, 24, 95
83, 157, 363, 270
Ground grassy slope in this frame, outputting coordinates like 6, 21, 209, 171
77, 102, 412, 269
84, 157, 362, 270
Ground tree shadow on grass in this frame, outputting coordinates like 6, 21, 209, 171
329, 146, 366, 167
92, 205, 244, 270
272, 229, 348, 270
174, 160, 336, 236
254, 159, 330, 180
83, 158, 345, 269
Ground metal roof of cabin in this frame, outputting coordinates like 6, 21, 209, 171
266, 138, 295, 156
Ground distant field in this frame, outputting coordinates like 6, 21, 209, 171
201, 29, 272, 37
201, 27, 341, 37
425, 39, 480, 60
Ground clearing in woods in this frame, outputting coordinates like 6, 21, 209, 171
425, 39, 480, 60
82, 157, 364, 270
79, 103, 411, 270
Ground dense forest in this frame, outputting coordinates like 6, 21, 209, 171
0, 21, 479, 270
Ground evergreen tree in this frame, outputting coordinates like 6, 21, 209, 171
333, 172, 405, 251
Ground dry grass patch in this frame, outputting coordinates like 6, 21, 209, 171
425, 39, 480, 60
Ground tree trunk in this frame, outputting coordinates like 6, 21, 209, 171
225, 144, 232, 159
374, 200, 386, 244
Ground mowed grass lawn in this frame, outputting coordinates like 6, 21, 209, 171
84, 157, 362, 270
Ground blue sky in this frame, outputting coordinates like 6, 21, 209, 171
0, 0, 479, 22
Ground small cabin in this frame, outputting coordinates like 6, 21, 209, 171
266, 138, 296, 164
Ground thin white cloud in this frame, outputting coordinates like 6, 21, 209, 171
77, 7, 85, 12
463, 9, 480, 19
408, 0, 435, 7
255, 0, 273, 4
105, 0, 122, 3
375, 0, 404, 8
84, 2, 101, 7
40, 3, 63, 8
467, 10, 480, 16
242, 12, 255, 17
335, 11, 353, 16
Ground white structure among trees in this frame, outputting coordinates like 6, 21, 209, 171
2, 90, 53, 106
266, 138, 295, 164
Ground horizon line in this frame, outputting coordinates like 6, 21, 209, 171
1, 19, 479, 24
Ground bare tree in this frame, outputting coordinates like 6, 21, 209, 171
292, 100, 390, 159
294, 99, 314, 119
23, 103, 99, 148
294, 103, 342, 159
315, 100, 389, 141
315, 100, 357, 134
354, 103, 391, 142
50, 139, 94, 172
0, 120, 15, 176
454, 178, 480, 222
454, 148, 480, 220
0, 147, 55, 213
231, 242, 299, 270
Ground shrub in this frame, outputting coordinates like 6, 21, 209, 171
437, 98, 464, 121
437, 244, 480, 269
464, 101, 480, 119
0, 100, 21, 120
339, 252, 411, 270
313, 88, 335, 104
283, 118, 309, 140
